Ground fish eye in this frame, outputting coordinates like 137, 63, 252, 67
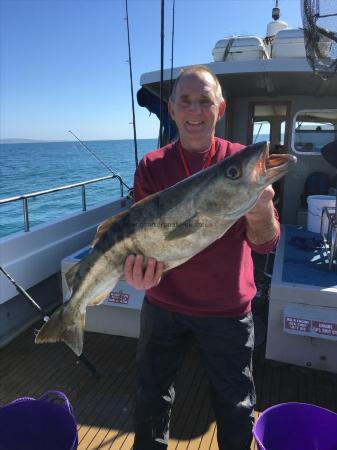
225, 165, 241, 180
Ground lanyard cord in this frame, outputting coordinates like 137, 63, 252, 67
177, 139, 216, 177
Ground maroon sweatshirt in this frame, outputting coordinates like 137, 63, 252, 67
134, 138, 280, 317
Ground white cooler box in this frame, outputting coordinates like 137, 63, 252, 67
272, 28, 331, 59
61, 246, 144, 338
272, 29, 306, 58
212, 35, 268, 62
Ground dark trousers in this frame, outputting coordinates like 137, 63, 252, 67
133, 299, 255, 450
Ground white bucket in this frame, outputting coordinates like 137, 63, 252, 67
307, 195, 336, 234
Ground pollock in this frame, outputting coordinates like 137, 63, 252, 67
35, 142, 296, 355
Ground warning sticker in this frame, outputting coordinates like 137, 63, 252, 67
312, 321, 337, 337
108, 290, 130, 304
284, 317, 311, 332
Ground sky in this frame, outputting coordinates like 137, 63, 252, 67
0, 0, 303, 141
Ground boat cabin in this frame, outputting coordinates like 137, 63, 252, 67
139, 32, 337, 226
138, 18, 337, 375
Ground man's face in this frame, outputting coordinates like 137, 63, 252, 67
168, 71, 225, 151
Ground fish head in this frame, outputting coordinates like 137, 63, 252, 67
223, 140, 297, 186
214, 141, 297, 219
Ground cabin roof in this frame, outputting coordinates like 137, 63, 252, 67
140, 59, 337, 98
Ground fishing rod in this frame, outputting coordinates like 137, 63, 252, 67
159, 0, 165, 147
68, 130, 131, 194
168, 0, 176, 141
0, 266, 100, 379
125, 0, 139, 168
169, 0, 176, 96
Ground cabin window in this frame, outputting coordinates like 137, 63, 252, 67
292, 110, 337, 154
253, 121, 270, 144
248, 103, 289, 151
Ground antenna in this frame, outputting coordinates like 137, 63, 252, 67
272, 0, 280, 21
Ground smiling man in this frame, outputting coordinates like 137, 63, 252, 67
126, 66, 280, 450
168, 68, 226, 151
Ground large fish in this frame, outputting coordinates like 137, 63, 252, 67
35, 142, 296, 355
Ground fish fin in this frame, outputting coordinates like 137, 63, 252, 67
89, 289, 112, 305
89, 275, 121, 305
65, 261, 81, 294
35, 304, 85, 356
92, 210, 128, 246
131, 191, 158, 207
165, 215, 199, 241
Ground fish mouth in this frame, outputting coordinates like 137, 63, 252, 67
259, 144, 297, 183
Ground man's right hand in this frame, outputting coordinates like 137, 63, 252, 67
124, 255, 165, 290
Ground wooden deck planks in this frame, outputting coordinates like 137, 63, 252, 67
1, 325, 337, 450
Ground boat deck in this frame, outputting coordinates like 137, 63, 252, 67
1, 320, 337, 450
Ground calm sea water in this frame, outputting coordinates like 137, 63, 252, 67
0, 139, 157, 238
0, 136, 270, 238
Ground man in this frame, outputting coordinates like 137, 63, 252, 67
125, 65, 280, 450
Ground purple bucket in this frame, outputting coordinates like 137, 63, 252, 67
253, 402, 337, 450
0, 391, 78, 450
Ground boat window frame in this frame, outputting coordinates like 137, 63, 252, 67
247, 101, 291, 149
291, 108, 337, 156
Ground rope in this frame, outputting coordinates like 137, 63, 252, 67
223, 37, 235, 62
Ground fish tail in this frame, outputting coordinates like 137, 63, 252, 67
35, 304, 85, 356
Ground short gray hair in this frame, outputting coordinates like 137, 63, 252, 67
170, 65, 224, 104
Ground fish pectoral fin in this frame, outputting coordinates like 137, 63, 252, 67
92, 210, 128, 247
35, 304, 85, 357
65, 261, 81, 294
89, 289, 112, 306
165, 214, 199, 241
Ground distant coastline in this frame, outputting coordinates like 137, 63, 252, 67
0, 138, 47, 144
0, 137, 157, 144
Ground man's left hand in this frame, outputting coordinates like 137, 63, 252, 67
245, 185, 279, 245
245, 185, 275, 222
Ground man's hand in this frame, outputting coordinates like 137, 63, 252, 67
124, 255, 165, 290
245, 185, 279, 245
245, 185, 275, 221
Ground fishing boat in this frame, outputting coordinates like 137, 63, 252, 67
1, 1, 337, 448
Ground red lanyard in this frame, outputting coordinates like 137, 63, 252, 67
178, 139, 216, 177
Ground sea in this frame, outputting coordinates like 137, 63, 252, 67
0, 136, 270, 239
0, 139, 157, 238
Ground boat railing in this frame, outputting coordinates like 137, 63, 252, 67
0, 175, 125, 232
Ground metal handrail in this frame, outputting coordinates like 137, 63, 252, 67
0, 175, 125, 232
321, 206, 337, 271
